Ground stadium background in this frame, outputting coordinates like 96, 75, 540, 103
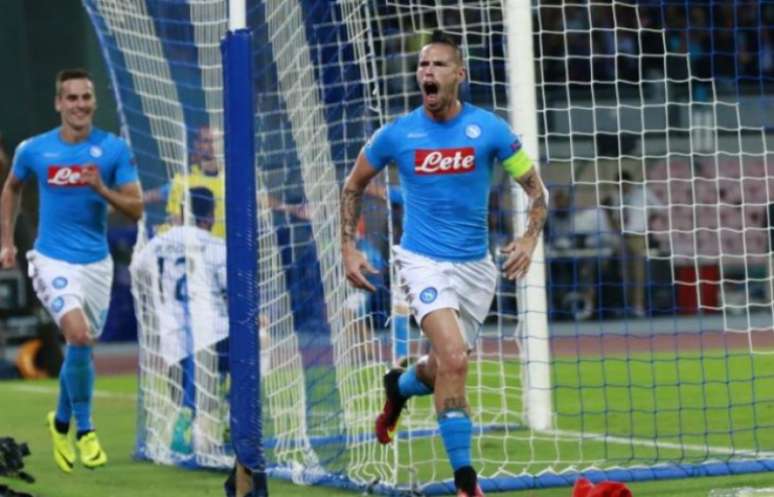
1, 0, 771, 343
1, 1, 774, 496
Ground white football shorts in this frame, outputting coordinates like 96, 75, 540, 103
392, 245, 498, 347
27, 250, 114, 338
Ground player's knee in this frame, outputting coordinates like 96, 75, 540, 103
66, 330, 92, 346
438, 347, 468, 378
62, 322, 92, 346
59, 308, 93, 346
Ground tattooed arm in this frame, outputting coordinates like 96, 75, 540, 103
341, 149, 381, 291
501, 166, 548, 280
517, 167, 548, 240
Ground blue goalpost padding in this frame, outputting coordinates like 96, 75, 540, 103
221, 27, 267, 495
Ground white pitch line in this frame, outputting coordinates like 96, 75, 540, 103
8, 384, 136, 401
8, 384, 773, 460
549, 428, 774, 459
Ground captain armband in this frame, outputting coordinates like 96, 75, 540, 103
502, 149, 533, 179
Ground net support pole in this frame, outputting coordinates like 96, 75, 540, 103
222, 7, 268, 495
506, 0, 553, 432
228, 0, 246, 31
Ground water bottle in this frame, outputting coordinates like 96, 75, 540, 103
709, 488, 774, 497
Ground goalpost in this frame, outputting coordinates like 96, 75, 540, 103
83, 0, 774, 494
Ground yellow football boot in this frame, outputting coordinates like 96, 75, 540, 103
46, 412, 75, 473
76, 431, 108, 469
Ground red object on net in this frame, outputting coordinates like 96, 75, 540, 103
572, 477, 633, 497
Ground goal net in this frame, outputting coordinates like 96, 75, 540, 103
83, 0, 774, 493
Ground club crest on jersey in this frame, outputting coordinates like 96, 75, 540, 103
51, 297, 64, 313
465, 124, 481, 139
419, 287, 438, 303
414, 147, 475, 175
89, 146, 103, 158
47, 165, 90, 187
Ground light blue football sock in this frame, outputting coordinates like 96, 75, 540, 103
398, 365, 433, 398
55, 366, 72, 426
62, 344, 94, 433
438, 409, 473, 471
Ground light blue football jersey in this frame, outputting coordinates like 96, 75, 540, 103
12, 127, 139, 263
364, 103, 522, 261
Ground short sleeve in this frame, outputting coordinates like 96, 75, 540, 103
114, 140, 139, 186
490, 116, 522, 162
363, 123, 394, 171
130, 236, 158, 276
206, 241, 228, 293
491, 116, 533, 179
11, 140, 32, 182
216, 258, 227, 294
166, 175, 184, 216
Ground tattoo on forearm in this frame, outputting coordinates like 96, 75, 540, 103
443, 396, 468, 411
341, 186, 363, 245
519, 170, 548, 239
525, 193, 547, 238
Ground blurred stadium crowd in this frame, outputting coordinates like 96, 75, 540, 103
537, 2, 773, 89
1, 1, 773, 349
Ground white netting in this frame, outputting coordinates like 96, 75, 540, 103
85, 0, 774, 493
533, 0, 774, 482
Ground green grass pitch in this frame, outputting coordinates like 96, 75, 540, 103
3, 357, 774, 497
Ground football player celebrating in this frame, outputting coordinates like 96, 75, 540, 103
0, 68, 143, 472
340, 31, 547, 497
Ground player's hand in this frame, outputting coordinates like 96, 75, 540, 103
342, 245, 378, 292
501, 237, 538, 281
287, 203, 310, 220
0, 245, 17, 269
81, 164, 106, 194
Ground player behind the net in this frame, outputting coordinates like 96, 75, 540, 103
340, 30, 548, 497
131, 187, 230, 455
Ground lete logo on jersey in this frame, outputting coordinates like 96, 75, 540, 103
47, 165, 97, 187
414, 147, 475, 175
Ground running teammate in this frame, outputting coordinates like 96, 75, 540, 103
0, 68, 143, 472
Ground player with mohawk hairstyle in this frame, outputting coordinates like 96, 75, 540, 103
340, 30, 548, 497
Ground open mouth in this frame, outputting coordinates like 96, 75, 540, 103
423, 82, 439, 96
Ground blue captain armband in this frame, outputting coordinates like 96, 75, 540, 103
502, 149, 533, 178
